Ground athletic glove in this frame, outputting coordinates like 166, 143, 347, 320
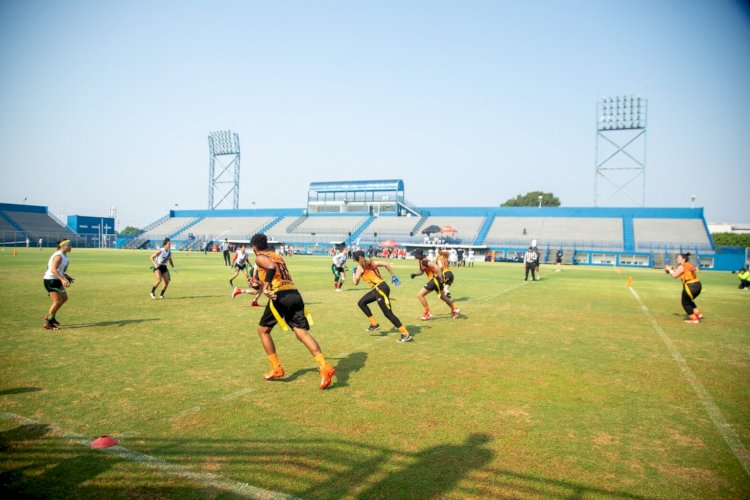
352, 266, 357, 275
63, 274, 75, 284
391, 275, 401, 287
410, 273, 416, 279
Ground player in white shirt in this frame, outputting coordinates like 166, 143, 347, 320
150, 237, 175, 299
229, 244, 252, 287
42, 239, 73, 330
331, 245, 348, 291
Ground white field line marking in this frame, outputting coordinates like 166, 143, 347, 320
476, 281, 528, 302
628, 287, 750, 477
0, 412, 297, 499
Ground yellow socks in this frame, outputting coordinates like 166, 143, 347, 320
398, 325, 409, 335
368, 316, 378, 326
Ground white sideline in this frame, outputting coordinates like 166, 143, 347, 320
627, 287, 750, 477
0, 412, 297, 499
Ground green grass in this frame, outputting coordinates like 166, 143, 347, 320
0, 247, 748, 498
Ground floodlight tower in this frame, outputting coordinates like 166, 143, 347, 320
594, 95, 648, 206
208, 130, 241, 210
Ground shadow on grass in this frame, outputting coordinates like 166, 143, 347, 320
329, 351, 367, 388
0, 420, 649, 499
64, 318, 160, 329
0, 387, 42, 397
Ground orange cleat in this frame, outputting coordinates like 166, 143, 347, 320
263, 367, 285, 380
451, 308, 461, 319
251, 300, 260, 307
319, 364, 335, 390
232, 287, 242, 299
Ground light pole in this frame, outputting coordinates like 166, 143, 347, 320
594, 95, 648, 206
538, 195, 543, 208
691, 195, 696, 209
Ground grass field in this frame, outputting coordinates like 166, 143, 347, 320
1, 247, 748, 499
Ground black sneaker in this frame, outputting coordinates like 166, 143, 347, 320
43, 319, 58, 331
365, 324, 381, 332
50, 318, 60, 326
397, 334, 413, 343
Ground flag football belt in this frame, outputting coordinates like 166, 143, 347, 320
683, 280, 699, 300
374, 282, 391, 309
268, 299, 314, 331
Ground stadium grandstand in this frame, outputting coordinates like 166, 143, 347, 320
111, 180, 721, 269
2, 179, 732, 269
0, 202, 80, 247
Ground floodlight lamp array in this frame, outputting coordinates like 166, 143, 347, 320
209, 130, 241, 155
597, 95, 646, 130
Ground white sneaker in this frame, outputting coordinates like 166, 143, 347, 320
158, 295, 164, 300
150, 293, 155, 299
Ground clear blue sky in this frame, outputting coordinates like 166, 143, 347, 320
1, 0, 748, 229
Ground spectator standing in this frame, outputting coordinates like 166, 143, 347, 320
221, 238, 231, 266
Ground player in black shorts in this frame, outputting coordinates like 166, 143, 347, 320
251, 233, 335, 390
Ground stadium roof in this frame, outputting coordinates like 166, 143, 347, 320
308, 179, 404, 193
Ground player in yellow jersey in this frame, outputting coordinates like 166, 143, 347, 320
352, 251, 413, 343
664, 252, 704, 324
410, 248, 460, 320
250, 233, 335, 389
437, 249, 455, 298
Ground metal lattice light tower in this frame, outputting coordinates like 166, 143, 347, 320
594, 95, 648, 206
208, 130, 241, 210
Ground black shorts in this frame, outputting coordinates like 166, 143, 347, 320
331, 264, 345, 279
43, 279, 65, 295
259, 289, 310, 330
423, 277, 444, 293
154, 264, 169, 274
443, 271, 455, 286
556, 257, 562, 263
234, 263, 248, 271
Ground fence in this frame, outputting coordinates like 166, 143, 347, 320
0, 230, 116, 248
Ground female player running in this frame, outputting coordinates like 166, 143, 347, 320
352, 251, 412, 342
150, 237, 175, 299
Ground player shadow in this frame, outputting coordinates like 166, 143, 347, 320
279, 367, 319, 384
63, 318, 159, 329
329, 352, 367, 388
0, 423, 114, 494
0, 387, 42, 396
0, 425, 649, 498
355, 433, 494, 499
